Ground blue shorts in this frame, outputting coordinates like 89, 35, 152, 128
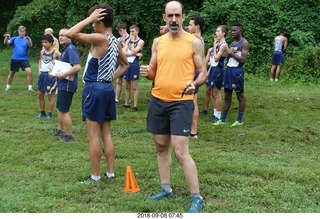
223, 67, 245, 92
56, 90, 74, 112
271, 51, 284, 65
37, 71, 56, 93
147, 96, 194, 136
82, 82, 116, 123
124, 62, 139, 81
207, 66, 224, 89
10, 59, 31, 72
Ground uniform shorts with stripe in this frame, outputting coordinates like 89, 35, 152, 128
223, 67, 245, 92
82, 81, 116, 123
271, 51, 284, 65
124, 62, 139, 81
147, 95, 194, 136
37, 71, 56, 93
10, 59, 31, 72
56, 90, 74, 113
207, 66, 224, 89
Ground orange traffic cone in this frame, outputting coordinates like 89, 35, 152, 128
124, 166, 140, 193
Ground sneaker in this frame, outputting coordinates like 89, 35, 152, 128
231, 121, 243, 127
147, 188, 174, 201
28, 88, 34, 91
275, 78, 279, 81
187, 196, 204, 213
122, 104, 130, 109
80, 176, 99, 184
52, 129, 63, 136
104, 173, 115, 179
5, 87, 10, 91
36, 113, 46, 119
213, 120, 226, 126
270, 78, 274, 81
57, 135, 74, 142
199, 110, 208, 116
45, 113, 52, 120
209, 115, 220, 123
115, 99, 119, 103
189, 133, 198, 139
132, 107, 138, 112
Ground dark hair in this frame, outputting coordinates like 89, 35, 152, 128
117, 21, 127, 30
88, 4, 113, 28
280, 28, 286, 34
190, 16, 205, 32
163, 0, 184, 13
232, 22, 243, 32
41, 34, 54, 44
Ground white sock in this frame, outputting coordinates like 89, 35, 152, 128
6, 84, 11, 89
106, 172, 115, 178
216, 111, 221, 119
91, 175, 101, 181
28, 85, 33, 90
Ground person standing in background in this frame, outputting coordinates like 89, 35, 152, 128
50, 28, 81, 142
115, 21, 130, 103
4, 25, 33, 91
213, 22, 249, 127
36, 34, 61, 120
270, 28, 288, 81
44, 28, 59, 51
123, 25, 144, 112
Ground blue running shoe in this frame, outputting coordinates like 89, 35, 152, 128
187, 196, 204, 213
80, 176, 99, 184
36, 112, 45, 119
147, 189, 174, 201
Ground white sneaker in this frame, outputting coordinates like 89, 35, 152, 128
28, 88, 34, 91
270, 78, 274, 81
5, 87, 10, 91
275, 78, 279, 81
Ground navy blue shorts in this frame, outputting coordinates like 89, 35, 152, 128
207, 66, 224, 89
56, 90, 74, 112
10, 59, 31, 72
271, 51, 284, 65
37, 71, 56, 93
124, 62, 139, 81
147, 96, 194, 136
223, 67, 245, 92
82, 82, 116, 123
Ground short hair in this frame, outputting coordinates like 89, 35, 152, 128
88, 4, 113, 28
280, 28, 286, 34
163, 0, 184, 13
130, 25, 139, 32
117, 21, 127, 30
218, 25, 228, 37
41, 34, 54, 44
18, 25, 26, 31
190, 16, 205, 32
44, 28, 54, 35
232, 22, 243, 31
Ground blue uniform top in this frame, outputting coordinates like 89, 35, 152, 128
210, 42, 227, 68
227, 39, 245, 68
58, 41, 80, 93
127, 39, 142, 63
84, 34, 119, 82
9, 36, 31, 60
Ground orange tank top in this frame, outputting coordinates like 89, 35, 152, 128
151, 33, 196, 102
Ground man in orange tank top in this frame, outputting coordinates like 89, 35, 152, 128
140, 0, 208, 213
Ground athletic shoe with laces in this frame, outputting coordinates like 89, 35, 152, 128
187, 196, 204, 213
80, 176, 99, 184
45, 113, 52, 120
189, 133, 198, 139
28, 88, 34, 91
36, 113, 46, 119
147, 188, 174, 201
52, 129, 63, 136
213, 120, 226, 126
132, 107, 138, 112
104, 173, 115, 179
5, 87, 10, 91
209, 115, 220, 123
231, 121, 243, 127
199, 110, 208, 116
57, 135, 74, 142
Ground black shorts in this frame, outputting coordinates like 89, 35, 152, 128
56, 90, 74, 112
10, 60, 31, 72
147, 96, 194, 136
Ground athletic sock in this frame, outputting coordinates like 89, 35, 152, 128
91, 175, 101, 181
237, 110, 244, 123
162, 183, 171, 193
221, 110, 228, 122
190, 193, 201, 198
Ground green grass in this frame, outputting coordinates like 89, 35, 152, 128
0, 48, 319, 213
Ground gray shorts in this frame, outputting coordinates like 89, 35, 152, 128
147, 96, 194, 136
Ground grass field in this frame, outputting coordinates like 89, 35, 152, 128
0, 48, 319, 213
